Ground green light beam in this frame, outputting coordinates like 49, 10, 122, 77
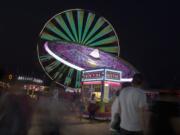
55, 15, 76, 42
46, 22, 71, 41
41, 32, 61, 41
85, 25, 112, 45
77, 10, 84, 42
83, 17, 105, 44
66, 11, 78, 42
39, 54, 53, 62
89, 36, 117, 46
81, 13, 95, 43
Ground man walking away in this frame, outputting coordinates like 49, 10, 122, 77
119, 73, 148, 135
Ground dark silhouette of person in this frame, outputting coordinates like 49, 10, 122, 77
148, 92, 180, 135
0, 68, 33, 135
88, 93, 97, 120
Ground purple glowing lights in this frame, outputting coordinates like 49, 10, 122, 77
44, 41, 136, 78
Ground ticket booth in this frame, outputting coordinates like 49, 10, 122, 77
81, 68, 122, 120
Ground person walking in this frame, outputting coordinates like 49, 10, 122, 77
110, 82, 132, 133
118, 73, 148, 135
88, 93, 97, 121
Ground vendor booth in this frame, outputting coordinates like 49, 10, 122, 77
81, 68, 127, 120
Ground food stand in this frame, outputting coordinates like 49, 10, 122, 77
81, 68, 123, 120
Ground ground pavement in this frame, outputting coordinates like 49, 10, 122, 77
62, 115, 111, 135
27, 98, 111, 135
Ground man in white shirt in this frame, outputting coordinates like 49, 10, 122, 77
119, 73, 148, 135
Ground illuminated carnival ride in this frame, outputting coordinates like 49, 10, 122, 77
37, 9, 136, 120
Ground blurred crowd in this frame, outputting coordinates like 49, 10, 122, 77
0, 68, 180, 135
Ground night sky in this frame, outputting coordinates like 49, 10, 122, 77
0, 1, 178, 89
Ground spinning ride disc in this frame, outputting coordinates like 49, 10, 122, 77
44, 41, 135, 76
37, 9, 121, 87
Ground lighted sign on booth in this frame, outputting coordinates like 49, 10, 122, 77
82, 69, 104, 82
82, 68, 121, 82
105, 69, 121, 82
